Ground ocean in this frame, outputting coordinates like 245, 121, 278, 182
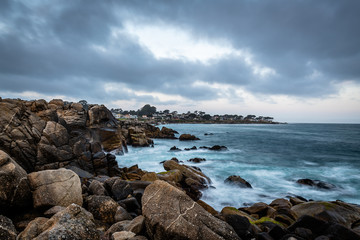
116, 123, 360, 210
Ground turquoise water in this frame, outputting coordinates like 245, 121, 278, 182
116, 124, 360, 210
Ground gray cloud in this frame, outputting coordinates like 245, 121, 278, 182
0, 0, 359, 106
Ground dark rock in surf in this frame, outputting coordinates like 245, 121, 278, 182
188, 157, 206, 163
179, 134, 200, 141
169, 146, 181, 151
209, 145, 228, 151
296, 178, 336, 190
225, 175, 252, 188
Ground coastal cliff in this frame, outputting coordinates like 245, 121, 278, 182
0, 97, 359, 240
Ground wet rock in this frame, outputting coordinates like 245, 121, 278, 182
0, 215, 17, 240
142, 180, 241, 240
187, 157, 206, 163
0, 150, 32, 212
209, 145, 228, 151
85, 195, 119, 224
184, 146, 197, 151
28, 168, 82, 209
169, 146, 181, 151
225, 175, 252, 188
163, 160, 211, 200
296, 179, 336, 190
179, 134, 200, 141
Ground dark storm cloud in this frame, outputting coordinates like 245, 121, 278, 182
0, 0, 359, 104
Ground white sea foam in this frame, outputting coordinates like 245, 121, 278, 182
117, 123, 360, 209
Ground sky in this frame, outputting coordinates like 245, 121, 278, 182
0, 0, 360, 123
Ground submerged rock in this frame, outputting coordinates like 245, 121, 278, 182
225, 175, 252, 188
142, 180, 241, 240
296, 178, 336, 190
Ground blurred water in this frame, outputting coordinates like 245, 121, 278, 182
116, 123, 360, 210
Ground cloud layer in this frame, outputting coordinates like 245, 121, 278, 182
0, 0, 359, 116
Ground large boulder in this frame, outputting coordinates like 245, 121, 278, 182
291, 201, 360, 229
18, 204, 100, 240
0, 150, 32, 212
163, 160, 211, 200
0, 215, 17, 240
142, 180, 240, 240
28, 168, 82, 209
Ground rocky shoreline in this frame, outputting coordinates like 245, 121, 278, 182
0, 97, 359, 240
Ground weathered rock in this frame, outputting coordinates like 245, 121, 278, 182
142, 180, 241, 240
112, 231, 136, 240
291, 201, 360, 229
17, 217, 49, 240
0, 150, 32, 212
296, 178, 336, 190
0, 215, 17, 240
18, 203, 100, 240
28, 168, 82, 209
88, 105, 117, 128
145, 126, 178, 139
108, 178, 133, 201
85, 195, 119, 224
128, 127, 153, 147
225, 175, 252, 188
221, 207, 255, 222
163, 160, 211, 185
157, 169, 183, 183
0, 98, 124, 177
89, 179, 108, 196
140, 172, 159, 182
43, 206, 66, 217
105, 221, 131, 240
197, 200, 219, 217
163, 160, 211, 200
179, 134, 200, 141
